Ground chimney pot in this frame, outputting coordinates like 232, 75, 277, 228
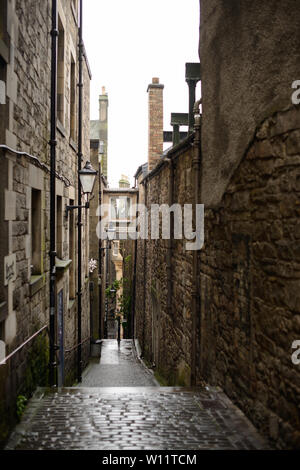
152, 77, 159, 84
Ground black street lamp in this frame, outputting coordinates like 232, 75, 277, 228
64, 159, 97, 384
79, 160, 97, 195
65, 161, 97, 216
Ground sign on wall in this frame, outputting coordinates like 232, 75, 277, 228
0, 341, 6, 365
0, 80, 5, 104
4, 253, 16, 286
57, 289, 64, 387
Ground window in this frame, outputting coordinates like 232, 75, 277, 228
31, 189, 42, 275
113, 241, 119, 257
70, 55, 76, 141
110, 197, 131, 221
85, 207, 89, 277
56, 196, 63, 259
0, 56, 6, 138
0, 320, 5, 361
57, 16, 65, 125
68, 199, 75, 299
0, 320, 4, 341
0, 0, 7, 42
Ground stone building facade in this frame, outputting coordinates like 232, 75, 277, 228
133, 2, 300, 449
0, 0, 92, 445
102, 187, 137, 339
90, 86, 108, 178
89, 124, 107, 342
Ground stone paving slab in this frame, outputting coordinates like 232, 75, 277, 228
6, 386, 270, 450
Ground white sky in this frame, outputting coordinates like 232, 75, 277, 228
84, 0, 200, 188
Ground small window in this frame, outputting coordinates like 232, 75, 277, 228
0, 320, 4, 341
0, 0, 6, 42
0, 320, 5, 362
70, 56, 76, 141
31, 189, 42, 275
85, 208, 89, 277
57, 16, 65, 125
56, 196, 63, 259
113, 242, 119, 257
110, 197, 131, 221
0, 56, 6, 137
68, 199, 75, 299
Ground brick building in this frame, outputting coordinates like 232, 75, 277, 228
132, 1, 300, 449
0, 0, 92, 444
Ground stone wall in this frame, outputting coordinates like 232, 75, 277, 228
89, 139, 108, 341
196, 0, 300, 448
199, 105, 300, 449
120, 238, 135, 338
199, 0, 300, 207
0, 0, 91, 445
134, 105, 300, 447
135, 140, 195, 385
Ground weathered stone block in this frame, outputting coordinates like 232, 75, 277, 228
286, 130, 300, 156
4, 190, 17, 221
270, 107, 300, 137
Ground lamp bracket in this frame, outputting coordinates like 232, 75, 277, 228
65, 201, 89, 217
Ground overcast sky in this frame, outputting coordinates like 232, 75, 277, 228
84, 0, 200, 188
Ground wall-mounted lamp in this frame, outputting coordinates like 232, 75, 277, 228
79, 160, 97, 194
66, 161, 97, 216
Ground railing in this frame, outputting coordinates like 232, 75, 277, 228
65, 336, 91, 355
0, 325, 48, 366
0, 326, 92, 369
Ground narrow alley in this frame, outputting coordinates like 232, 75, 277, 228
5, 340, 269, 451
1, 0, 300, 456
80, 340, 158, 387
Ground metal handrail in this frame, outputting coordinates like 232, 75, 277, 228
0, 325, 48, 365
65, 336, 91, 355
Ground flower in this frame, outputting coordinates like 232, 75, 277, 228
89, 258, 97, 273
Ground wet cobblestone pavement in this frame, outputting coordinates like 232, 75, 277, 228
5, 340, 270, 450
81, 340, 158, 387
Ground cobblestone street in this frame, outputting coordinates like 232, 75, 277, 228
81, 340, 158, 387
5, 340, 270, 450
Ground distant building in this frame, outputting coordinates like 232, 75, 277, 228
119, 174, 130, 189
90, 87, 108, 178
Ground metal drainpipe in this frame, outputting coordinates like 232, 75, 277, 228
131, 177, 139, 340
77, 0, 83, 383
49, 0, 58, 388
98, 157, 102, 339
141, 180, 147, 357
191, 99, 202, 386
165, 158, 173, 317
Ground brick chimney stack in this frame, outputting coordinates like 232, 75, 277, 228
147, 77, 164, 172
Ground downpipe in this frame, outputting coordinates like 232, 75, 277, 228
131, 177, 139, 340
191, 99, 202, 386
49, 0, 58, 388
141, 180, 148, 358
77, 0, 84, 383
165, 157, 174, 318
